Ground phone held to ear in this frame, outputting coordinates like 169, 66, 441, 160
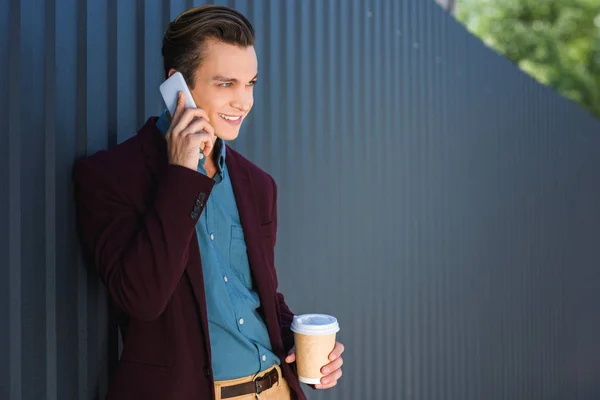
159, 71, 196, 117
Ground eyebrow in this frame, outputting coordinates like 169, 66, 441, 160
211, 74, 258, 83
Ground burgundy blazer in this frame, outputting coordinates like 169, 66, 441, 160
73, 117, 305, 400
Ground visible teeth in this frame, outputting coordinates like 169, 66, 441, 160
219, 113, 241, 121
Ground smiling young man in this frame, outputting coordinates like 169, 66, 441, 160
73, 5, 344, 400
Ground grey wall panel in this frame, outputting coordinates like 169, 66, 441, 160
1, 0, 9, 394
2, 0, 600, 399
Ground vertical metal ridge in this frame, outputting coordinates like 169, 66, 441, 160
349, 0, 362, 398
144, 1, 165, 119
249, 0, 266, 162
76, 0, 89, 396
107, 0, 118, 148
135, 0, 145, 126
297, 0, 311, 271
87, 0, 108, 152
266, 0, 281, 175
366, 0, 380, 398
0, 0, 11, 398
115, 1, 138, 141
392, 11, 405, 398
384, 2, 397, 397
281, 0, 297, 286
313, 0, 325, 174
399, 0, 411, 396
163, 0, 172, 32
380, 0, 398, 399
8, 1, 22, 398
333, 4, 349, 400
83, 1, 109, 396
54, 0, 79, 396
20, 0, 50, 395
439, 7, 450, 399
45, 0, 58, 397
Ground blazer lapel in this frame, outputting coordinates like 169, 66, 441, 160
226, 149, 279, 327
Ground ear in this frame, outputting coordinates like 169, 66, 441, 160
167, 68, 177, 78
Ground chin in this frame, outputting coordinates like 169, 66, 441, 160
217, 128, 241, 142
217, 132, 239, 142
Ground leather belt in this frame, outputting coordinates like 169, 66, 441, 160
220, 368, 280, 399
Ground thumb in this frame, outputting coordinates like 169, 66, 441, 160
285, 348, 296, 363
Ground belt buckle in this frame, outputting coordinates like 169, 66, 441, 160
253, 376, 263, 399
254, 378, 260, 395
254, 372, 272, 397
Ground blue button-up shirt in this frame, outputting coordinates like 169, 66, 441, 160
156, 110, 280, 380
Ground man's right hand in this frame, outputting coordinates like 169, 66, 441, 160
166, 92, 216, 171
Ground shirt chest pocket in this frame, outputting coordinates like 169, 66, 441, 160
230, 225, 253, 288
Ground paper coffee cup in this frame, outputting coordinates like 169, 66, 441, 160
290, 314, 340, 384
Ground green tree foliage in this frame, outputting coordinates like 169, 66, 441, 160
456, 0, 600, 118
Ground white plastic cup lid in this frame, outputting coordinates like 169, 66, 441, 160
290, 314, 340, 336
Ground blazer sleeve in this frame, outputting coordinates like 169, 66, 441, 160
270, 178, 296, 353
73, 158, 215, 322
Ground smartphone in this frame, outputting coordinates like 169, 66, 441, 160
159, 71, 197, 116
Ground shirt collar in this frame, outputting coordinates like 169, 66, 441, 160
156, 109, 226, 177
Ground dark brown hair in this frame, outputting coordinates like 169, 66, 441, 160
162, 5, 255, 88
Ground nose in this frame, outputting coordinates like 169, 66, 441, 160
231, 87, 253, 112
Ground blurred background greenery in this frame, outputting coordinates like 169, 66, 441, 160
442, 0, 600, 119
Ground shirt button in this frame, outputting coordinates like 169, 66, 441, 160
262, 355, 267, 362
239, 318, 244, 325
223, 276, 228, 283
210, 233, 215, 241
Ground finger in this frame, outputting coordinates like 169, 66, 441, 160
317, 369, 342, 388
165, 92, 184, 140
315, 381, 338, 390
189, 133, 215, 156
315, 374, 340, 390
321, 357, 343, 375
285, 352, 296, 363
171, 91, 186, 122
172, 108, 211, 135
329, 342, 345, 361
179, 118, 215, 137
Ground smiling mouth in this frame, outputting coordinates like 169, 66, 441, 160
218, 113, 242, 121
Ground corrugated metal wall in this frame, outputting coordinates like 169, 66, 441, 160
2, 0, 600, 399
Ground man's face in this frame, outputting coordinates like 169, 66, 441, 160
189, 40, 258, 141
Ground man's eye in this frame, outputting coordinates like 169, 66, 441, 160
218, 82, 232, 88
247, 80, 257, 87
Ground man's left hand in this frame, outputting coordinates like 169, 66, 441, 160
285, 341, 345, 389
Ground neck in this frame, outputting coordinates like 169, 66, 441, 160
203, 136, 222, 178
204, 156, 218, 178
